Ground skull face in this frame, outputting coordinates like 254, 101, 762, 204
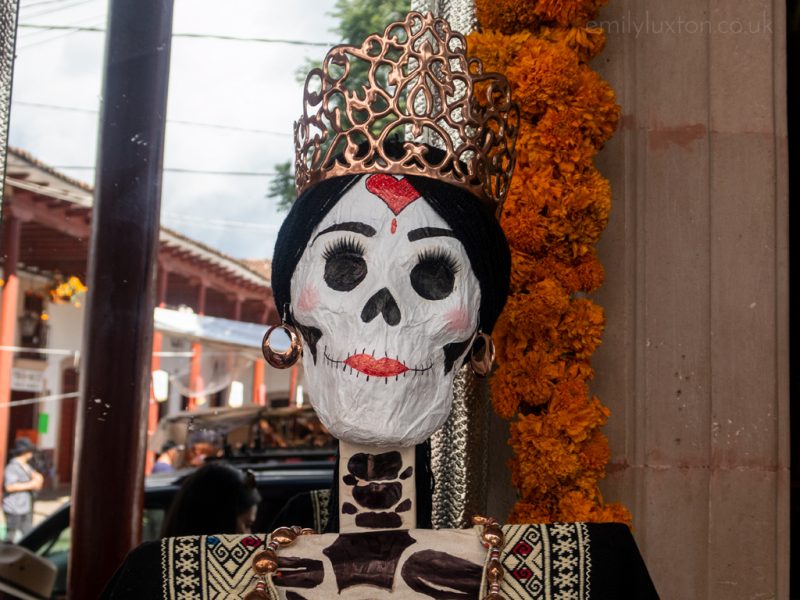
290, 174, 481, 447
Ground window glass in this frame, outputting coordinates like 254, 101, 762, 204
142, 507, 166, 541
39, 526, 70, 558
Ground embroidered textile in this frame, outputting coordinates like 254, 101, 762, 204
161, 534, 268, 599
309, 488, 330, 533
158, 525, 592, 599
501, 523, 590, 600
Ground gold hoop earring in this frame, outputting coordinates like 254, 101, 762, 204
261, 324, 302, 369
469, 331, 495, 377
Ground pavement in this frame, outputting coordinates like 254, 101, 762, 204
0, 487, 70, 528
0, 486, 69, 541
33, 486, 71, 526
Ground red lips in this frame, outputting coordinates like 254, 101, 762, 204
344, 354, 409, 377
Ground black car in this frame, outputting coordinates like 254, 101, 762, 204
18, 454, 334, 599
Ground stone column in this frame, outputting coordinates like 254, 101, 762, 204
0, 209, 20, 467
188, 280, 206, 409
146, 264, 170, 472
591, 2, 789, 598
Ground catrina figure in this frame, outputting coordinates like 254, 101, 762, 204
102, 13, 658, 600
267, 145, 511, 534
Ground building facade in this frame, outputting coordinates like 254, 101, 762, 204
0, 148, 293, 485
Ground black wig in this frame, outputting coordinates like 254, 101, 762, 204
271, 148, 511, 334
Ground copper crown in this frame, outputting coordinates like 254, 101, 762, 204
294, 11, 519, 214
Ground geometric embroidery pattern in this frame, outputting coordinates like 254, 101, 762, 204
161, 525, 592, 599
500, 523, 590, 600
310, 488, 331, 533
162, 534, 268, 600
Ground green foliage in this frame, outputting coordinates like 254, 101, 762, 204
267, 160, 296, 212
332, 0, 409, 44
296, 0, 410, 83
272, 0, 410, 211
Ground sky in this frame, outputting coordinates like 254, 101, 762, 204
8, 0, 340, 259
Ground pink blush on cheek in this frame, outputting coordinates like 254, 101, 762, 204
296, 285, 320, 313
444, 307, 472, 334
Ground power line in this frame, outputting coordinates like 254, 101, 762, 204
0, 391, 79, 409
17, 22, 103, 32
163, 167, 277, 177
17, 23, 336, 46
12, 100, 292, 137
162, 213, 280, 232
20, 0, 82, 9
18, 13, 104, 48
169, 32, 335, 47
54, 165, 279, 177
21, 0, 98, 20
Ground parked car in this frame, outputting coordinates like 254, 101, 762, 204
18, 454, 334, 599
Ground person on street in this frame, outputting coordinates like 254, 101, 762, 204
2, 437, 44, 542
151, 441, 184, 474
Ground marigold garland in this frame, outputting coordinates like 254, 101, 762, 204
470, 0, 631, 524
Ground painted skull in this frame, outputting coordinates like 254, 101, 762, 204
290, 174, 481, 447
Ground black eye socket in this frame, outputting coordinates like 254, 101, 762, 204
410, 249, 460, 300
323, 237, 367, 292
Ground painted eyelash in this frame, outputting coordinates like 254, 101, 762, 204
322, 236, 365, 260
416, 248, 461, 273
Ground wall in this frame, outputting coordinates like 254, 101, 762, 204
590, 1, 789, 598
37, 299, 84, 449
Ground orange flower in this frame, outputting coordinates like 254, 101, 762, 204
534, 0, 610, 28
508, 250, 605, 295
570, 65, 621, 149
549, 381, 610, 442
509, 501, 554, 524
469, 32, 581, 119
558, 298, 605, 360
510, 415, 582, 496
475, 0, 542, 34
475, 0, 609, 33
470, 0, 630, 527
538, 25, 607, 62
579, 428, 612, 473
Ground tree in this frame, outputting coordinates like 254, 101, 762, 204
330, 0, 409, 50
267, 161, 297, 213
268, 0, 409, 212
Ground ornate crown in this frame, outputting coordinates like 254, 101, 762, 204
294, 11, 519, 214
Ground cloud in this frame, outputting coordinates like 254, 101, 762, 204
9, 0, 339, 259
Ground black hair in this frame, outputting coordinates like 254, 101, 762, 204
160, 440, 179, 454
271, 146, 511, 334
160, 462, 261, 538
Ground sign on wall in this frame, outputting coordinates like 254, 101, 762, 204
11, 367, 45, 392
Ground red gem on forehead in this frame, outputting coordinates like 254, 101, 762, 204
365, 174, 421, 215
391, 218, 397, 234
